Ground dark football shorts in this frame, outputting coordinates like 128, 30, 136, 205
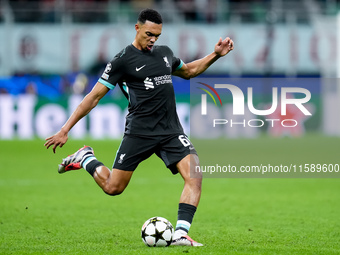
112, 133, 197, 174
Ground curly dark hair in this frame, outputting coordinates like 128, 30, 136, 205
137, 8, 163, 24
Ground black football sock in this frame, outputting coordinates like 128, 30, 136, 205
82, 156, 104, 176
173, 203, 197, 239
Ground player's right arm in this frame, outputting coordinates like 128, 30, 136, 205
44, 82, 109, 153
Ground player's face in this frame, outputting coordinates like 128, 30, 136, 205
134, 21, 162, 51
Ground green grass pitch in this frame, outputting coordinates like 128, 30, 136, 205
0, 136, 339, 254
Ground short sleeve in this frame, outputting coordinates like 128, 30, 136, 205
165, 46, 183, 72
98, 52, 125, 89
173, 58, 184, 71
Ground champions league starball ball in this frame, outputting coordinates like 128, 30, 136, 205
141, 216, 174, 247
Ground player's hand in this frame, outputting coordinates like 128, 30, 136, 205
44, 130, 68, 154
214, 37, 234, 57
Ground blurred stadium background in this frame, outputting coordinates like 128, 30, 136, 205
0, 0, 339, 139
1, 3, 340, 254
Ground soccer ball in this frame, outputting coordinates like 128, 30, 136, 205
141, 216, 174, 247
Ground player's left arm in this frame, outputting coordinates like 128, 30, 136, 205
172, 37, 234, 79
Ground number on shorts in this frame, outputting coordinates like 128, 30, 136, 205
178, 135, 191, 147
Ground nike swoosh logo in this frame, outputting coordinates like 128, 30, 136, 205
136, 65, 146, 71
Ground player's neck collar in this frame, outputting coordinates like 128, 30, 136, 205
130, 44, 153, 54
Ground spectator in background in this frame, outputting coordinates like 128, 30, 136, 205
0, 88, 9, 94
41, 0, 57, 23
131, 0, 155, 10
175, 0, 197, 21
72, 73, 89, 95
88, 56, 108, 77
9, 0, 40, 23
25, 82, 37, 95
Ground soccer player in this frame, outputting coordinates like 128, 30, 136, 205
45, 8, 233, 246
